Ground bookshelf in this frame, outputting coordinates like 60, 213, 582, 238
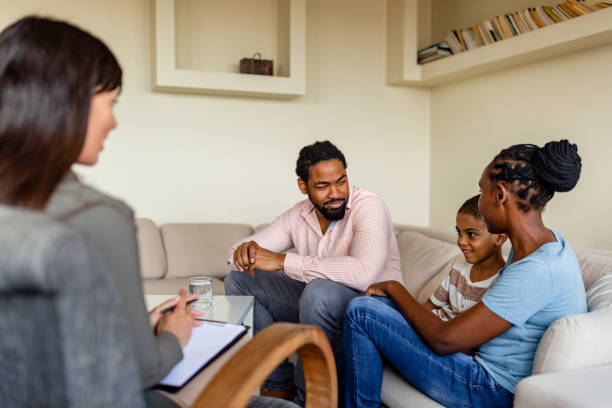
151, 0, 306, 98
387, 0, 612, 87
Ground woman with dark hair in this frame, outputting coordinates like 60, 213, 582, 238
1, 16, 299, 408
342, 140, 587, 407
0, 16, 199, 407
0, 16, 120, 207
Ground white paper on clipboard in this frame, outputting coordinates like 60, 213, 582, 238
159, 321, 247, 387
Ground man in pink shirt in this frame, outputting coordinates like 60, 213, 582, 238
225, 141, 402, 405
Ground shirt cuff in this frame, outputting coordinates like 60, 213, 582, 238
283, 253, 304, 281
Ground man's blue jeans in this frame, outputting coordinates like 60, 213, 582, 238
225, 269, 360, 406
343, 296, 514, 408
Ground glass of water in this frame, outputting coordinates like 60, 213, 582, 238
189, 276, 214, 310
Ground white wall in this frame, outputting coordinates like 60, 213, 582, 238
429, 44, 612, 251
175, 0, 284, 75
5, 1, 607, 250
0, 0, 431, 226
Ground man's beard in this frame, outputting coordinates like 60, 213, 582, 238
310, 195, 347, 221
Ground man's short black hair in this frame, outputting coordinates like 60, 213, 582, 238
295, 140, 347, 182
457, 194, 481, 219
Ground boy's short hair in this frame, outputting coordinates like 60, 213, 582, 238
457, 194, 481, 219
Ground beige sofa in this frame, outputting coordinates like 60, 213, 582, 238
136, 218, 612, 407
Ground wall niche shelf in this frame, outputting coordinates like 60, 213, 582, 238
387, 0, 612, 87
151, 0, 306, 98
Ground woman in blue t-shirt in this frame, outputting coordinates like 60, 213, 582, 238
342, 140, 587, 408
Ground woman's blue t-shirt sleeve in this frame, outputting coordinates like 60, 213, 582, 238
481, 258, 553, 326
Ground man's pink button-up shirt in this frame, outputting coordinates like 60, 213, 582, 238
227, 186, 402, 292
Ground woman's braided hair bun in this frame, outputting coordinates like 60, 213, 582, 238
533, 139, 581, 193
490, 139, 581, 212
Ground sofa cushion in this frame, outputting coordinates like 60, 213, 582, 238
575, 249, 612, 292
136, 218, 167, 279
397, 231, 460, 296
515, 364, 612, 408
532, 257, 612, 374
586, 274, 612, 312
395, 225, 456, 245
416, 256, 459, 304
161, 223, 253, 279
381, 366, 443, 408
532, 307, 612, 374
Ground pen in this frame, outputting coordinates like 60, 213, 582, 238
162, 298, 197, 314
200, 318, 226, 325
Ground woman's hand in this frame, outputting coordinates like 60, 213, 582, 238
365, 280, 400, 297
149, 295, 179, 328
155, 289, 202, 348
148, 291, 200, 328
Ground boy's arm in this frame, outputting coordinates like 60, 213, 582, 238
428, 272, 451, 309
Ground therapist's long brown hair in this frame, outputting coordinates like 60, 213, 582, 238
0, 16, 122, 208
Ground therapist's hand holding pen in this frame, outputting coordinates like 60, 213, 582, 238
153, 289, 203, 348
148, 291, 201, 327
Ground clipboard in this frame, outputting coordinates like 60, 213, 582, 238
155, 321, 248, 392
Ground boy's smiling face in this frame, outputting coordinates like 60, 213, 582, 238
455, 212, 504, 265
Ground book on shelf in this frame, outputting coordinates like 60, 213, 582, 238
483, 20, 501, 42
553, 5, 573, 19
416, 0, 612, 65
529, 8, 547, 28
512, 11, 529, 33
472, 26, 484, 46
522, 9, 539, 29
444, 33, 463, 54
560, 2, 580, 17
454, 29, 468, 51
471, 27, 484, 46
542, 6, 560, 23
537, 7, 556, 25
500, 14, 515, 37
460, 29, 476, 49
572, 0, 594, 13
417, 41, 452, 64
506, 14, 520, 36
477, 25, 493, 44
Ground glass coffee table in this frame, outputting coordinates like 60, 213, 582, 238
145, 294, 254, 333
144, 294, 255, 405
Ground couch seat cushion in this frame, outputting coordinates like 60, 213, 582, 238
381, 366, 443, 408
515, 365, 612, 408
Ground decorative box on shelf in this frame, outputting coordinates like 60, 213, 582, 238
240, 53, 274, 76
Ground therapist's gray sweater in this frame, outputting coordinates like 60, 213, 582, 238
46, 173, 183, 403
0, 206, 145, 407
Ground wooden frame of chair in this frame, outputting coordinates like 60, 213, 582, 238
193, 323, 337, 408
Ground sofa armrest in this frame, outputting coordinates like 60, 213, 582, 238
514, 364, 612, 408
533, 308, 612, 374
193, 323, 337, 408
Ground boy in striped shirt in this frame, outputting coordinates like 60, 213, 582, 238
423, 194, 507, 321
